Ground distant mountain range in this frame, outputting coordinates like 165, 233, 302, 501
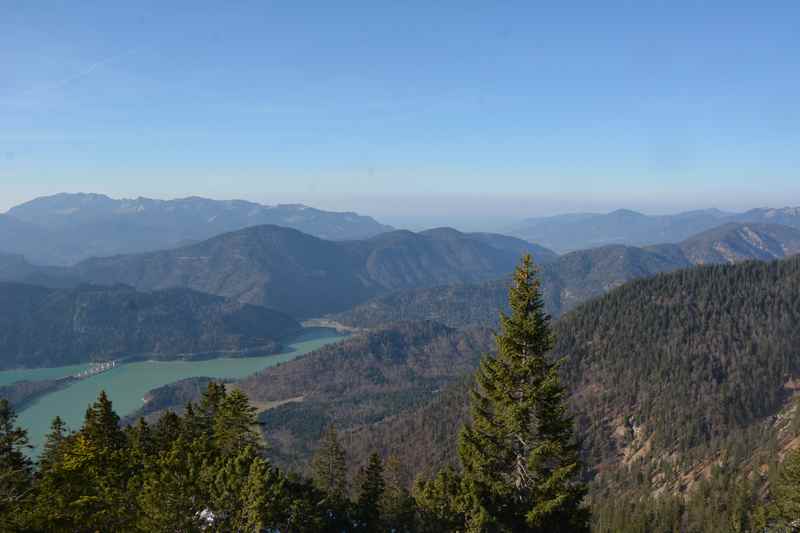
332, 222, 800, 327
5, 217, 797, 323
1, 225, 554, 318
0, 283, 301, 369
509, 207, 800, 252
0, 193, 394, 265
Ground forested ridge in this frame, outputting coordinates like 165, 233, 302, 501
335, 255, 800, 530
332, 222, 800, 328
0, 282, 302, 369
560, 257, 800, 465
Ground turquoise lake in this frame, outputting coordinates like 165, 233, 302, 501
1, 328, 346, 455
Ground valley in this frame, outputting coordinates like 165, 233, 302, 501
3, 193, 800, 530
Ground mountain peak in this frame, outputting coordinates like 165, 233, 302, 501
419, 227, 466, 239
608, 208, 646, 217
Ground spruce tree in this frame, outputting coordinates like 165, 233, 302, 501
311, 425, 349, 501
127, 417, 155, 462
199, 382, 227, 430
458, 254, 589, 532
212, 388, 261, 456
310, 424, 351, 530
137, 436, 207, 532
0, 400, 33, 532
206, 445, 261, 531
152, 409, 183, 451
34, 391, 136, 531
356, 453, 385, 530
381, 454, 417, 532
240, 456, 291, 532
414, 466, 465, 532
39, 416, 68, 470
82, 390, 126, 450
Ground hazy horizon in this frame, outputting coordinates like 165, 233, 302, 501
4, 2, 799, 220
3, 189, 799, 233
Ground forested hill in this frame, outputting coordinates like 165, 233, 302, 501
66, 225, 553, 317
419, 228, 559, 264
239, 320, 494, 471
559, 255, 800, 466
329, 279, 513, 330
339, 255, 800, 525
333, 222, 800, 328
0, 283, 301, 369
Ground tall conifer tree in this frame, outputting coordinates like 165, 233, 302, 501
213, 388, 262, 456
39, 416, 68, 470
356, 453, 385, 531
458, 254, 589, 532
381, 454, 417, 532
0, 400, 33, 531
311, 425, 349, 501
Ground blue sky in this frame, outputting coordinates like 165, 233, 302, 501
2, 1, 799, 223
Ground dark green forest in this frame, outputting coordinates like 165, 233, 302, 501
325, 256, 800, 531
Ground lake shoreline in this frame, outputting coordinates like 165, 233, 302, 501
1, 327, 349, 456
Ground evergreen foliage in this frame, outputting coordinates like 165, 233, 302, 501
311, 424, 351, 529
0, 384, 458, 531
770, 447, 800, 528
380, 455, 417, 532
414, 466, 465, 532
0, 399, 33, 532
3, 385, 362, 531
356, 453, 385, 531
457, 254, 589, 531
311, 425, 348, 501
